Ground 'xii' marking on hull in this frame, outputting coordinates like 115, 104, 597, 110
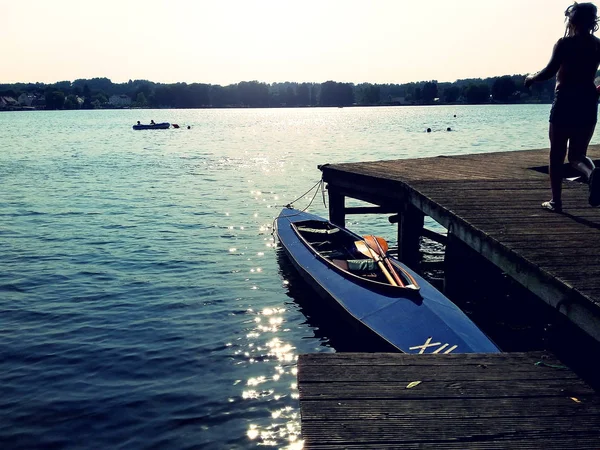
409, 337, 458, 354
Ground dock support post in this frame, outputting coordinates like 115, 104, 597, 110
397, 204, 424, 268
444, 232, 468, 299
328, 186, 345, 227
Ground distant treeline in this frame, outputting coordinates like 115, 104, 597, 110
0, 75, 570, 110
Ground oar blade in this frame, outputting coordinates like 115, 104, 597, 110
374, 236, 389, 252
354, 240, 372, 258
364, 235, 389, 254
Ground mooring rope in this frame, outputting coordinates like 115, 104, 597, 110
271, 177, 326, 237
283, 178, 323, 210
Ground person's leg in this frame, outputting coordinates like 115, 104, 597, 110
567, 123, 596, 180
546, 123, 569, 208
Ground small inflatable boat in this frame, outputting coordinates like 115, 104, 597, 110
132, 122, 170, 130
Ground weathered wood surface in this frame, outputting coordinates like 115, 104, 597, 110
298, 352, 600, 449
320, 146, 600, 342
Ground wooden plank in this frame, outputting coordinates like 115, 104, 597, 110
298, 352, 600, 449
301, 419, 600, 446
501, 233, 600, 246
299, 365, 580, 383
298, 379, 595, 400
299, 352, 556, 366
302, 439, 600, 450
300, 397, 600, 420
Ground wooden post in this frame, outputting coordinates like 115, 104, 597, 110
328, 186, 345, 227
444, 231, 495, 301
443, 232, 463, 299
397, 204, 424, 268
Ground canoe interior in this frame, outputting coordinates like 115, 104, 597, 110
292, 219, 420, 294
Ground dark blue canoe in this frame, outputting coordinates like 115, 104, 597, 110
132, 122, 170, 130
276, 208, 500, 354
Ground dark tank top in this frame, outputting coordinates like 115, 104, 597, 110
555, 35, 600, 92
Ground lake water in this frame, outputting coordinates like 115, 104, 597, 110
1, 105, 593, 449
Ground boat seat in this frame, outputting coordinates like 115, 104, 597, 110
320, 249, 348, 259
296, 226, 339, 235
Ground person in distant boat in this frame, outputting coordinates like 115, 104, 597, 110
150, 120, 156, 125
187, 126, 191, 129
525, 2, 600, 212
137, 121, 141, 126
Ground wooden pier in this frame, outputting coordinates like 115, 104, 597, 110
298, 352, 600, 449
319, 145, 600, 344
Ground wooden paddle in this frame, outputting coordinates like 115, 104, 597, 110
354, 239, 398, 286
364, 235, 405, 287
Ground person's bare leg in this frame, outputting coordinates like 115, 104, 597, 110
548, 124, 569, 205
568, 123, 596, 180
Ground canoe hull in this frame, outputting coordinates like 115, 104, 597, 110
276, 208, 500, 354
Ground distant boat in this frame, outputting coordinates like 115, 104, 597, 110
276, 207, 500, 354
132, 122, 170, 130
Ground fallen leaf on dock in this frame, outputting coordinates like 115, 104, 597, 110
406, 381, 422, 389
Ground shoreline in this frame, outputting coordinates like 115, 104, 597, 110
0, 102, 555, 112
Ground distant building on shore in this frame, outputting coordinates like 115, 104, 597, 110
17, 93, 36, 107
389, 96, 408, 106
108, 94, 132, 107
0, 96, 19, 109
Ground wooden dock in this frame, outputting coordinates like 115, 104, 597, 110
298, 352, 600, 449
319, 146, 600, 344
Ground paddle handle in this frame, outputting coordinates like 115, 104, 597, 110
377, 260, 397, 286
369, 237, 405, 287
364, 235, 404, 287
364, 245, 398, 286
384, 257, 404, 287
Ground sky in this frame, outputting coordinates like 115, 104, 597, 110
0, 0, 590, 85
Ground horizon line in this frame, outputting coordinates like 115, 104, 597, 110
0, 73, 532, 87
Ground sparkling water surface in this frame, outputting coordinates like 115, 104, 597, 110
1, 106, 591, 449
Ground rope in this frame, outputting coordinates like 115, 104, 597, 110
299, 179, 323, 212
283, 179, 322, 209
271, 177, 325, 236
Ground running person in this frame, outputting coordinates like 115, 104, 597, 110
525, 2, 600, 211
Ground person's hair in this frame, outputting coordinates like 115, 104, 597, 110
565, 2, 599, 36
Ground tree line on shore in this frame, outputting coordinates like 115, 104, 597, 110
0, 74, 564, 110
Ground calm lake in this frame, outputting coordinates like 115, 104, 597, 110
0, 105, 590, 449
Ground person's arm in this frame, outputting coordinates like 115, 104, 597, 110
525, 39, 563, 87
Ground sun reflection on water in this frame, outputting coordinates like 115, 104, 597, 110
240, 303, 303, 448
232, 185, 308, 449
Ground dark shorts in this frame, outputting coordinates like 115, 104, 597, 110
550, 88, 599, 126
